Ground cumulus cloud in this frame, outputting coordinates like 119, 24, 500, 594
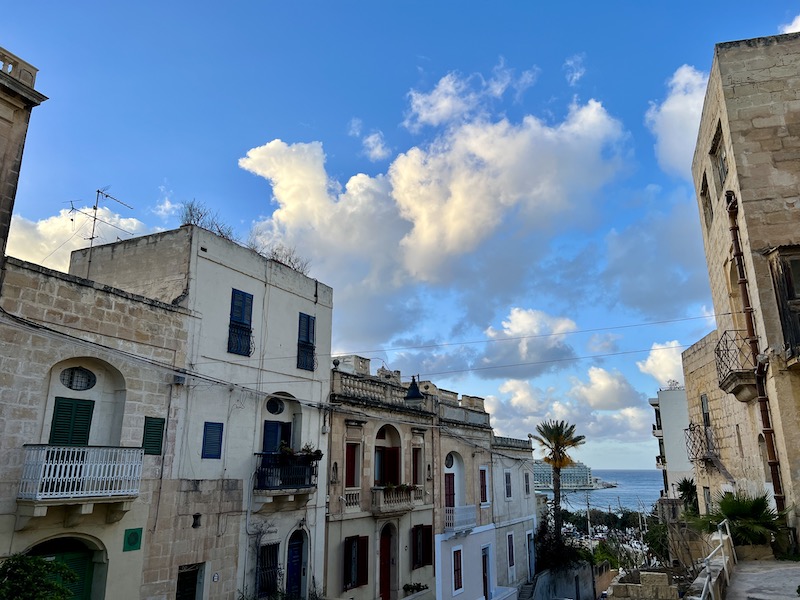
473, 308, 578, 379
645, 65, 707, 179
779, 15, 800, 33
636, 340, 685, 386
362, 131, 391, 161
569, 366, 645, 409
404, 62, 541, 131
563, 54, 586, 86
394, 99, 625, 281
7, 208, 147, 272
240, 73, 627, 346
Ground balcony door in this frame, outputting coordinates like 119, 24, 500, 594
444, 473, 455, 507
49, 397, 94, 446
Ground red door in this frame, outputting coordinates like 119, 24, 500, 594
380, 527, 392, 600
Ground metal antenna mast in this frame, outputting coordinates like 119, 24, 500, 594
85, 187, 133, 279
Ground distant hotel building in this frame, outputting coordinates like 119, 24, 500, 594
532, 459, 593, 489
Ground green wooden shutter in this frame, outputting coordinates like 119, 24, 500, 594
49, 398, 94, 446
143, 417, 165, 455
57, 551, 94, 600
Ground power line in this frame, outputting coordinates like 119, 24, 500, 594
190, 311, 723, 369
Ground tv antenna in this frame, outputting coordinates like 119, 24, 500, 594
83, 186, 134, 279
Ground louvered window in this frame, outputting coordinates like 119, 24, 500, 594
143, 417, 165, 455
343, 535, 368, 590
228, 289, 254, 356
202, 422, 224, 459
49, 398, 94, 446
297, 313, 316, 371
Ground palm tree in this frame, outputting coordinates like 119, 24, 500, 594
531, 420, 585, 544
676, 477, 698, 515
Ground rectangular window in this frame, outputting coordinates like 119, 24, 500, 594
49, 397, 94, 446
504, 469, 512, 499
345, 443, 360, 488
343, 535, 368, 590
411, 525, 433, 569
228, 289, 253, 356
452, 547, 463, 592
479, 467, 488, 504
524, 471, 531, 496
297, 313, 316, 371
143, 416, 166, 455
700, 174, 713, 231
710, 125, 728, 186
412, 447, 422, 485
256, 542, 280, 599
202, 422, 224, 459
507, 533, 515, 567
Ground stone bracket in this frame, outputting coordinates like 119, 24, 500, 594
105, 500, 133, 524
65, 503, 94, 527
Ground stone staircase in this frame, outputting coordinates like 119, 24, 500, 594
518, 582, 534, 600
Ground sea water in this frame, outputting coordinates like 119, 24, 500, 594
553, 469, 663, 514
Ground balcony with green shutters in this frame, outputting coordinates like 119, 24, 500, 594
14, 398, 152, 531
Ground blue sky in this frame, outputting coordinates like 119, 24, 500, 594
5, 2, 800, 469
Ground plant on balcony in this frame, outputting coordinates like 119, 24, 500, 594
298, 442, 323, 461
403, 582, 429, 595
0, 553, 78, 600
385, 483, 415, 493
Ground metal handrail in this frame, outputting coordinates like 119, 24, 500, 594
696, 519, 737, 600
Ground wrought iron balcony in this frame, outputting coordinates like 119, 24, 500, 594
685, 423, 718, 462
18, 445, 143, 501
371, 486, 415, 515
444, 505, 477, 532
656, 455, 667, 470
253, 452, 319, 493
652, 423, 663, 437
715, 330, 757, 402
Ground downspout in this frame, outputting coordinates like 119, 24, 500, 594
725, 191, 785, 511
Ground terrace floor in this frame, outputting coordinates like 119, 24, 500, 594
725, 559, 800, 599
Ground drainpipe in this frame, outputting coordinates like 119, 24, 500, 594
726, 191, 785, 511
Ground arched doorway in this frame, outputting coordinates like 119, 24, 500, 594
286, 529, 307, 599
379, 523, 396, 600
29, 537, 102, 600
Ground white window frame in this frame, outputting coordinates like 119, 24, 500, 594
479, 465, 491, 507
524, 471, 531, 496
451, 544, 464, 596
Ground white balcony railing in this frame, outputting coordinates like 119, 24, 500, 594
18, 445, 143, 501
445, 505, 477, 532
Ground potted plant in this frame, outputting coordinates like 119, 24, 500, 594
403, 582, 429, 596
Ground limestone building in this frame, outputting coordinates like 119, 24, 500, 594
683, 32, 800, 525
0, 47, 46, 265
325, 356, 536, 600
1, 225, 333, 600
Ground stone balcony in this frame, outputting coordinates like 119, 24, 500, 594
444, 505, 477, 533
371, 486, 418, 516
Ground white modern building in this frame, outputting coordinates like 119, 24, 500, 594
532, 460, 593, 490
649, 387, 693, 498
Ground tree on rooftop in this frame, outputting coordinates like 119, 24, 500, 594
531, 420, 585, 544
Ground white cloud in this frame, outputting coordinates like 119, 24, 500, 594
474, 308, 578, 378
394, 99, 625, 281
153, 194, 180, 219
563, 54, 586, 86
362, 131, 391, 161
779, 15, 800, 33
645, 65, 708, 179
568, 366, 644, 409
587, 333, 621, 353
7, 208, 147, 272
404, 62, 542, 131
636, 340, 685, 386
348, 118, 363, 137
239, 68, 627, 347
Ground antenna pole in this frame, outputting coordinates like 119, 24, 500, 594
84, 188, 134, 279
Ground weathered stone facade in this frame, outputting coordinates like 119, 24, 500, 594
685, 32, 800, 524
0, 48, 46, 260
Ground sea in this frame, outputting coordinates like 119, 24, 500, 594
546, 469, 663, 514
